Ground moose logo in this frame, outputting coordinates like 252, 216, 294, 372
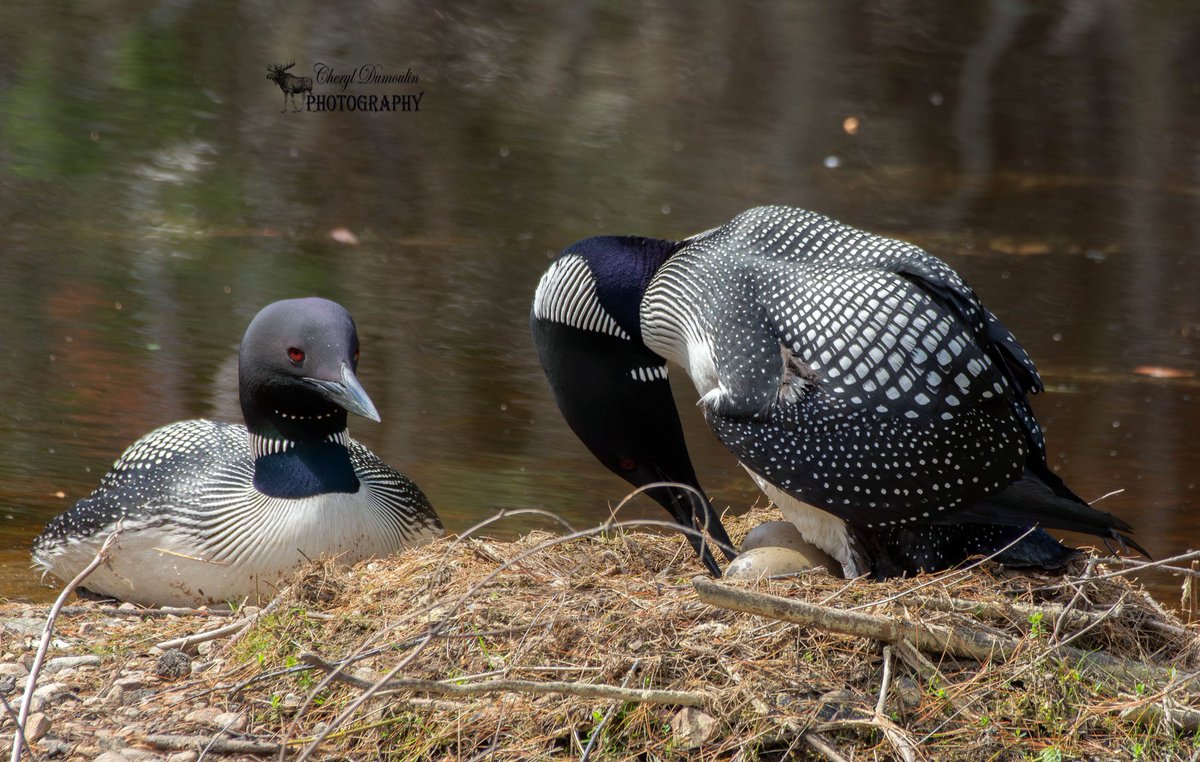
266, 62, 313, 112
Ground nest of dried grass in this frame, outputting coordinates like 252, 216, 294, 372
7, 507, 1200, 761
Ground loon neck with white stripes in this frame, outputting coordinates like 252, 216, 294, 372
248, 429, 349, 459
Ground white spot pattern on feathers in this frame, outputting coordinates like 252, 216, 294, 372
639, 206, 1037, 565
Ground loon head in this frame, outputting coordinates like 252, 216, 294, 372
531, 236, 735, 575
238, 297, 378, 442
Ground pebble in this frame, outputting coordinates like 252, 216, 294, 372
114, 673, 147, 691
24, 712, 51, 743
184, 706, 221, 725
214, 711, 247, 732
669, 707, 717, 749
32, 683, 69, 705
43, 655, 101, 674
94, 750, 160, 762
155, 650, 192, 680
0, 663, 28, 677
167, 753, 198, 762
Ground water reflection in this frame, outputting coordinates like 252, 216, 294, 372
1, 2, 1197, 604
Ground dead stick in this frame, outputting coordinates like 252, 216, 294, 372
10, 525, 122, 762
693, 577, 1169, 684
384, 679, 706, 708
155, 617, 253, 651
144, 734, 281, 754
155, 589, 287, 651
300, 652, 706, 707
917, 595, 1187, 638
53, 606, 232, 618
804, 732, 852, 762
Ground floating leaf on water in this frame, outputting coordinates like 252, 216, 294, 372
989, 238, 1053, 256
330, 227, 359, 245
1132, 366, 1195, 379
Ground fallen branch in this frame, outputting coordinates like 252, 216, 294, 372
693, 578, 1170, 685
155, 591, 287, 652
144, 734, 281, 754
814, 718, 923, 762
300, 651, 707, 707
916, 595, 1189, 639
804, 731, 852, 762
11, 525, 122, 762
155, 617, 254, 651
51, 606, 232, 618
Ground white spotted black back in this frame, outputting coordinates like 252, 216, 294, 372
642, 205, 1043, 529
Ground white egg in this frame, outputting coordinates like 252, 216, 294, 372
725, 545, 833, 580
741, 521, 809, 553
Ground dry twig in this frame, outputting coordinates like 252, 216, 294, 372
10, 525, 122, 762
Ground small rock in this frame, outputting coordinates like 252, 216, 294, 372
94, 752, 129, 762
32, 683, 68, 705
185, 706, 221, 725
117, 602, 139, 612
24, 712, 51, 743
40, 738, 71, 757
669, 707, 718, 749
0, 663, 28, 678
77, 621, 97, 637
214, 711, 246, 732
895, 676, 922, 709
155, 650, 192, 680
167, 752, 198, 762
43, 655, 101, 674
120, 688, 155, 706
114, 674, 146, 691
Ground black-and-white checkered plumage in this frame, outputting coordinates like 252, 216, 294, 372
532, 206, 1142, 578
33, 298, 442, 606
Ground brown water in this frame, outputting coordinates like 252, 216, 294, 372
2, 3, 1198, 605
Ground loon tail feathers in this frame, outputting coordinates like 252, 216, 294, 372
944, 470, 1149, 559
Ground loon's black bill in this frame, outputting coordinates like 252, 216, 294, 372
649, 482, 737, 577
305, 362, 381, 422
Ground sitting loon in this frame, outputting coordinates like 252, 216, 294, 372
531, 206, 1144, 579
33, 297, 443, 606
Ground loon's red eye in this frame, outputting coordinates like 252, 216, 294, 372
619, 457, 636, 471
287, 347, 305, 363
353, 348, 360, 364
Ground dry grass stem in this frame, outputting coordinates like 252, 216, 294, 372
4, 507, 1198, 760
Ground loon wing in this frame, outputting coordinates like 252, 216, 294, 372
680, 207, 1037, 531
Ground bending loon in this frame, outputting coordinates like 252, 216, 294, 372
531, 206, 1144, 579
33, 297, 443, 606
